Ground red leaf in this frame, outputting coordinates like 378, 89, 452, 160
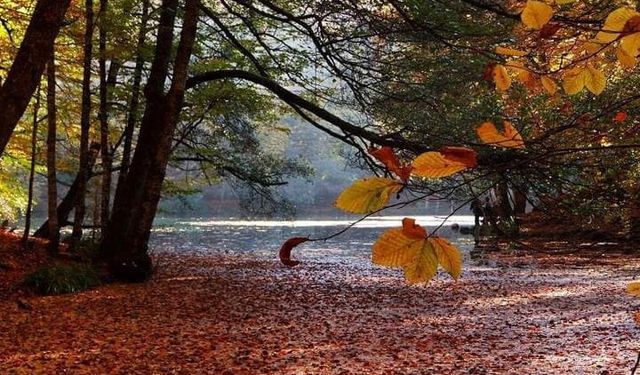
369, 146, 412, 182
482, 63, 496, 81
539, 23, 561, 39
614, 111, 628, 122
279, 237, 308, 267
402, 218, 427, 239
439, 146, 478, 168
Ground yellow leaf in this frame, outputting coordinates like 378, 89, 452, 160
596, 8, 639, 43
506, 61, 531, 85
495, 46, 527, 57
429, 237, 462, 280
335, 177, 402, 214
503, 121, 525, 148
411, 152, 467, 178
616, 47, 637, 68
372, 228, 424, 267
583, 66, 606, 95
555, 0, 575, 4
521, 1, 554, 30
541, 76, 558, 95
476, 121, 525, 149
628, 281, 640, 296
403, 241, 438, 284
493, 64, 511, 92
562, 67, 586, 94
620, 33, 640, 58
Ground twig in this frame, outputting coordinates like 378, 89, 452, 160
631, 351, 640, 375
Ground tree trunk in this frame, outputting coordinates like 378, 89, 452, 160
102, 0, 199, 281
71, 0, 95, 249
513, 188, 527, 216
46, 54, 59, 252
0, 0, 71, 156
21, 85, 42, 246
98, 0, 117, 236
494, 180, 513, 221
116, 0, 150, 191
34, 144, 100, 239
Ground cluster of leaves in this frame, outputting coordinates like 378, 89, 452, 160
489, 1, 640, 96
280, 120, 525, 284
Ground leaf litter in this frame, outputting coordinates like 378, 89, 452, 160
1, 243, 639, 374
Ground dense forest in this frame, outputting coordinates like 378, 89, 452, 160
2, 0, 640, 372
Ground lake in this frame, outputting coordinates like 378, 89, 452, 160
150, 215, 478, 262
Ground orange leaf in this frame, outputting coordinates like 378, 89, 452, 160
411, 152, 467, 178
369, 146, 412, 182
476, 121, 525, 149
614, 111, 628, 122
402, 218, 427, 239
439, 146, 478, 168
279, 237, 308, 266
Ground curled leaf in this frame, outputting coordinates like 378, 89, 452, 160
279, 237, 309, 267
335, 177, 403, 214
439, 146, 478, 168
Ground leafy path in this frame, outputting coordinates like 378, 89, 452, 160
1, 251, 639, 374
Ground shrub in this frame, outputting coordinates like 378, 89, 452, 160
24, 263, 100, 295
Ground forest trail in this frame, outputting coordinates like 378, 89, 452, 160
1, 251, 639, 374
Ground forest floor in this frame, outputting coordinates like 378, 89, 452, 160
1, 230, 640, 374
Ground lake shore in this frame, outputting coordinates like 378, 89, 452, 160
1, 245, 639, 374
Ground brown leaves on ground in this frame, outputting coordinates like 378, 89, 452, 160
0, 230, 58, 301
1, 247, 639, 373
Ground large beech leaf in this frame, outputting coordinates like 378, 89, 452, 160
541, 76, 558, 95
412, 152, 467, 178
439, 146, 478, 168
521, 0, 554, 30
335, 177, 402, 214
403, 241, 438, 285
372, 228, 424, 268
476, 121, 525, 149
492, 64, 511, 92
429, 237, 462, 280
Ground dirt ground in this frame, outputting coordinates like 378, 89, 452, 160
1, 240, 640, 374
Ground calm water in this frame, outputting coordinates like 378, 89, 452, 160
150, 215, 478, 261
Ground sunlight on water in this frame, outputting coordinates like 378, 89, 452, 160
150, 215, 478, 261
173, 215, 476, 228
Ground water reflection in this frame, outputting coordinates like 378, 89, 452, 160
150, 216, 478, 262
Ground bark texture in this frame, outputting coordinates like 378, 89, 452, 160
102, 0, 199, 281
0, 0, 71, 156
